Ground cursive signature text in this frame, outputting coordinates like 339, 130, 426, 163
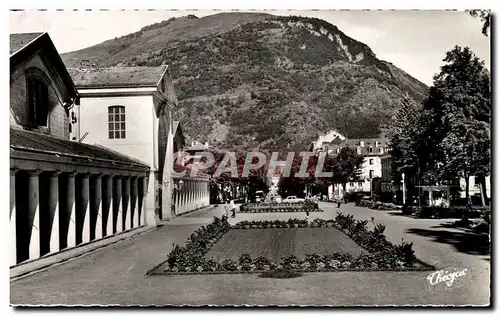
427, 268, 468, 287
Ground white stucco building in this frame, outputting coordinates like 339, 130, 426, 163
10, 32, 151, 267
67, 65, 210, 221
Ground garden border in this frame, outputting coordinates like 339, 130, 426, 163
146, 214, 435, 276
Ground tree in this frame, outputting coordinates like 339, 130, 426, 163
277, 152, 335, 198
423, 46, 491, 204
194, 149, 269, 203
330, 147, 364, 192
467, 10, 491, 36
387, 94, 424, 181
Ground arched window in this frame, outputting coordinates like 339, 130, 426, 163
108, 106, 126, 139
25, 69, 49, 127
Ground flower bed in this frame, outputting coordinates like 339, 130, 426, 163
358, 199, 487, 219
240, 200, 321, 213
401, 205, 486, 219
147, 213, 434, 276
357, 199, 402, 211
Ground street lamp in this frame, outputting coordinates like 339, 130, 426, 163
402, 173, 406, 205
391, 180, 395, 203
173, 179, 184, 191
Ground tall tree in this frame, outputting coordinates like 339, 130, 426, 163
467, 10, 491, 36
387, 94, 424, 180
424, 46, 491, 204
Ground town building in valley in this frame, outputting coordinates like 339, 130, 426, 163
310, 130, 388, 197
10, 32, 150, 267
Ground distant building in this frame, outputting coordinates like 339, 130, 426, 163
10, 32, 150, 267
67, 65, 210, 219
310, 131, 388, 195
308, 130, 346, 153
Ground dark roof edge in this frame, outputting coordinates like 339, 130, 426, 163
10, 33, 79, 103
74, 83, 160, 89
10, 145, 149, 169
10, 32, 45, 57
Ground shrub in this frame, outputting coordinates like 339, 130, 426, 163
395, 242, 416, 266
253, 256, 271, 269
238, 254, 253, 266
280, 255, 300, 269
220, 259, 238, 271
373, 223, 386, 236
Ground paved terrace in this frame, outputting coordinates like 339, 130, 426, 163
10, 203, 490, 306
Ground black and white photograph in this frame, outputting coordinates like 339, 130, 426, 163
7, 4, 491, 307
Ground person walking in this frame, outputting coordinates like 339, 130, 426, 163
229, 199, 236, 218
305, 209, 310, 222
337, 198, 341, 208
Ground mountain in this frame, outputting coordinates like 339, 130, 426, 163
62, 12, 428, 152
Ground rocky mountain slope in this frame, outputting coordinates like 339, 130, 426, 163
62, 12, 428, 152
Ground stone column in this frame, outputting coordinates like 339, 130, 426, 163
180, 182, 186, 214
144, 175, 156, 226
28, 170, 41, 260
189, 180, 193, 210
81, 173, 91, 244
186, 180, 191, 212
103, 175, 113, 237
48, 171, 61, 253
185, 180, 190, 212
131, 176, 139, 228
198, 181, 202, 206
174, 185, 180, 216
10, 169, 17, 266
198, 181, 202, 208
66, 172, 77, 248
137, 176, 144, 226
200, 181, 204, 206
204, 182, 207, 206
122, 176, 131, 230
113, 176, 123, 233
205, 181, 208, 206
92, 174, 103, 240
195, 181, 198, 208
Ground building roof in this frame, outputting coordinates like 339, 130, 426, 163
10, 32, 79, 104
342, 138, 389, 147
173, 162, 210, 179
10, 128, 149, 170
67, 66, 168, 88
10, 32, 44, 55
319, 137, 389, 156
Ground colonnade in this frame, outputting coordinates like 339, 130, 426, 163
173, 178, 210, 215
10, 169, 148, 267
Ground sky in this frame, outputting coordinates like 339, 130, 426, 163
9, 10, 490, 86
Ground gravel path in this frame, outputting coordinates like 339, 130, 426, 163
10, 203, 490, 306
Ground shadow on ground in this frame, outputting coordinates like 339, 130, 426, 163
385, 211, 410, 217
406, 228, 490, 256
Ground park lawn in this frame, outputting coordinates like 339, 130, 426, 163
205, 228, 368, 262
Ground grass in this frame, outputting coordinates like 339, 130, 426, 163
259, 268, 303, 279
205, 227, 368, 262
